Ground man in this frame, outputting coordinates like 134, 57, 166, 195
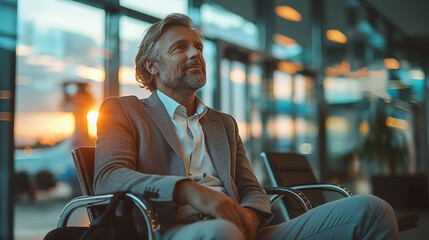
94, 13, 399, 239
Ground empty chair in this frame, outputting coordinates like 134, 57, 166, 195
261, 151, 418, 231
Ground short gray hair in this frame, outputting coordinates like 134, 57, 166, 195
135, 13, 204, 92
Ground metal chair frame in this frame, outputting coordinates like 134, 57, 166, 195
54, 147, 317, 240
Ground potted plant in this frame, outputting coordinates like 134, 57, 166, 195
360, 105, 408, 176
360, 101, 428, 209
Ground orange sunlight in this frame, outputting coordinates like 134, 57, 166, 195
87, 110, 99, 138
15, 112, 75, 146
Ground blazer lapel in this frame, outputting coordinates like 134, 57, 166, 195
143, 93, 186, 168
201, 110, 237, 202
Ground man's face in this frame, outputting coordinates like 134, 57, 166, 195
155, 25, 206, 92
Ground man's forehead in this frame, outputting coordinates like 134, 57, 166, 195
159, 25, 202, 45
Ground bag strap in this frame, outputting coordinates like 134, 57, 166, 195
78, 192, 133, 240
90, 191, 131, 226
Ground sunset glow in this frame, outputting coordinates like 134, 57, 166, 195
87, 110, 99, 137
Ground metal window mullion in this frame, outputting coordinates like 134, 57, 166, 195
311, 0, 327, 182
104, 8, 120, 98
425, 57, 429, 191
0, 0, 17, 239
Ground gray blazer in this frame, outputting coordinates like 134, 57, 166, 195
94, 92, 273, 228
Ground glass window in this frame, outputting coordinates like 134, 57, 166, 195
201, 3, 259, 50
273, 0, 310, 63
121, 0, 188, 19
219, 58, 249, 141
119, 16, 151, 98
15, 0, 104, 238
198, 39, 217, 108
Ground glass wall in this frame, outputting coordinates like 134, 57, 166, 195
273, 0, 311, 63
14, 0, 104, 238
119, 16, 151, 98
200, 2, 259, 50
321, 0, 427, 198
121, 0, 188, 19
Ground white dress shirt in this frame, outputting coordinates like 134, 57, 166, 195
156, 90, 227, 220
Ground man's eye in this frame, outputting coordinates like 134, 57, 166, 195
174, 45, 185, 51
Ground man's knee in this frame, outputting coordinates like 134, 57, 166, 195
350, 194, 397, 228
203, 219, 244, 240
354, 194, 394, 215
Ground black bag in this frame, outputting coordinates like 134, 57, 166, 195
44, 192, 141, 240
79, 191, 140, 240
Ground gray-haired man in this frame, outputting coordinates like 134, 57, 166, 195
94, 13, 399, 240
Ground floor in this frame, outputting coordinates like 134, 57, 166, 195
397, 209, 429, 239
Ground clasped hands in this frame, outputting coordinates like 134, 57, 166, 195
174, 180, 261, 240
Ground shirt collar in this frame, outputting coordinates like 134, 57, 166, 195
156, 89, 208, 119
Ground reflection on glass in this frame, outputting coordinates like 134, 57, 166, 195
357, 21, 385, 49
272, 42, 302, 62
273, 70, 292, 100
119, 16, 151, 98
201, 3, 258, 50
121, 0, 187, 19
230, 68, 246, 84
327, 116, 350, 133
251, 111, 263, 138
324, 77, 362, 103
249, 65, 262, 100
16, 0, 104, 147
231, 61, 248, 141
267, 115, 294, 139
326, 29, 347, 44
220, 59, 231, 114
384, 58, 400, 69
299, 143, 312, 154
199, 40, 217, 108
273, 33, 297, 46
275, 5, 302, 22
293, 74, 306, 103
277, 61, 302, 74
408, 68, 425, 102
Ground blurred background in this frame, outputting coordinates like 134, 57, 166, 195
1, 0, 428, 239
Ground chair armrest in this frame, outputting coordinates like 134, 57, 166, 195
290, 184, 353, 197
57, 193, 160, 240
265, 187, 313, 212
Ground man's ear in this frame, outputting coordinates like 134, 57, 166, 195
143, 59, 159, 75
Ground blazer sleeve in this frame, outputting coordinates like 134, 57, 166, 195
93, 97, 188, 202
230, 116, 274, 226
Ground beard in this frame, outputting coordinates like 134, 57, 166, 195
158, 59, 206, 92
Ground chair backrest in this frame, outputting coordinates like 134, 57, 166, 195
71, 147, 96, 196
261, 151, 327, 217
261, 152, 319, 187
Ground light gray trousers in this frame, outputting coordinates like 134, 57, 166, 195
161, 194, 399, 240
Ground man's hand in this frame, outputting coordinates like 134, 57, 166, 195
238, 207, 261, 240
173, 180, 260, 239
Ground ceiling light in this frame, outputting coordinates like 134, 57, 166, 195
276, 6, 302, 22
273, 33, 297, 47
326, 29, 347, 44
384, 58, 400, 69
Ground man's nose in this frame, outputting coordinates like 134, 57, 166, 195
187, 45, 202, 59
